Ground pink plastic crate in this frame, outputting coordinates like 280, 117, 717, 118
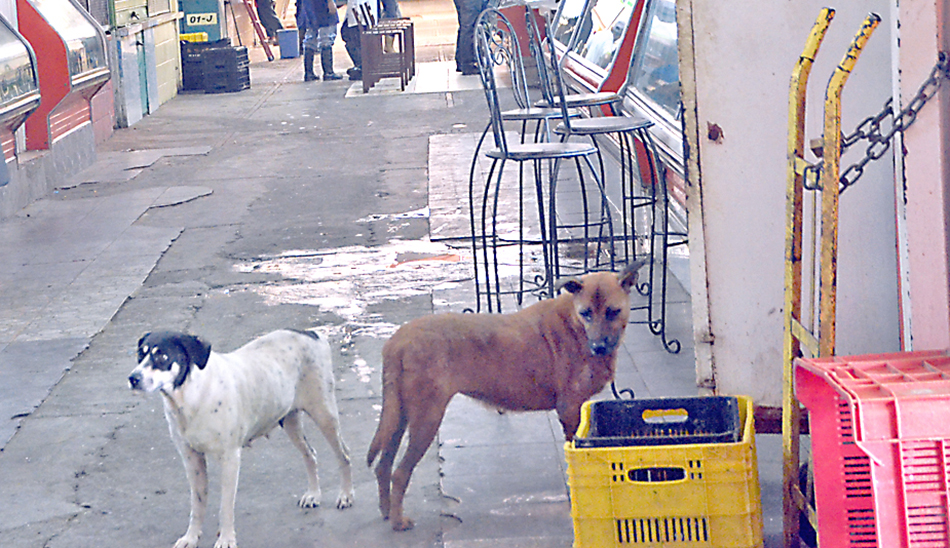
795, 349, 950, 548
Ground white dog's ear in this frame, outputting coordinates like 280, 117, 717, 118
556, 277, 584, 294
179, 334, 212, 370
619, 259, 648, 293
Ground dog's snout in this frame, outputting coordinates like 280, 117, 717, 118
588, 337, 617, 357
128, 372, 142, 389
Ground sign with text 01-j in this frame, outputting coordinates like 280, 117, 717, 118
185, 12, 217, 26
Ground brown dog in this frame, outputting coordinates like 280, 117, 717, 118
366, 260, 645, 531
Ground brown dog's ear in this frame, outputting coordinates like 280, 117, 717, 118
619, 259, 649, 292
555, 276, 584, 294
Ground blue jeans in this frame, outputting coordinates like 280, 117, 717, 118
453, 0, 488, 70
303, 25, 337, 51
379, 0, 401, 19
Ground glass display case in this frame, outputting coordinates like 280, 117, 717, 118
29, 0, 108, 86
621, 0, 682, 174
626, 0, 678, 122
551, 0, 587, 48
551, 0, 640, 84
18, 0, 110, 149
569, 0, 636, 72
0, 16, 40, 128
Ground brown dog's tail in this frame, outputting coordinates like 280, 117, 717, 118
367, 342, 403, 468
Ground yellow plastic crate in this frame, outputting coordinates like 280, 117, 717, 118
565, 395, 763, 548
180, 32, 209, 43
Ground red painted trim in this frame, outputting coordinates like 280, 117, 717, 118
500, 5, 532, 58
561, 49, 602, 91
18, 0, 71, 150
0, 129, 15, 161
632, 136, 686, 208
49, 95, 89, 143
600, 0, 647, 94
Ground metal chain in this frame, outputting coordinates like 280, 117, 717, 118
838, 52, 950, 192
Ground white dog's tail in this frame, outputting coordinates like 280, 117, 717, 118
366, 343, 403, 468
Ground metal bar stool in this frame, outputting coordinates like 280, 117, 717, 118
470, 8, 606, 313
521, 12, 620, 280
642, 139, 687, 353
467, 10, 575, 310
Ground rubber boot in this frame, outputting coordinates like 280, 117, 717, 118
321, 47, 342, 80
303, 48, 318, 81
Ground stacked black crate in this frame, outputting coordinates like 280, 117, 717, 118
202, 46, 250, 93
180, 40, 216, 92
179, 40, 249, 93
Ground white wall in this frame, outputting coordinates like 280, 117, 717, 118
680, 0, 902, 406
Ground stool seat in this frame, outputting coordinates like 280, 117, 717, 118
537, 91, 621, 109
555, 115, 653, 136
502, 106, 566, 122
486, 141, 597, 161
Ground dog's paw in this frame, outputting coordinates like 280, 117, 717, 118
392, 517, 415, 532
213, 533, 238, 548
298, 490, 322, 508
173, 533, 200, 548
335, 490, 355, 509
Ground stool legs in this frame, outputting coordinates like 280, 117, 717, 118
470, 152, 615, 311
547, 156, 615, 286
621, 130, 684, 354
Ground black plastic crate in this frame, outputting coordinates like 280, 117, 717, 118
181, 39, 232, 91
203, 69, 250, 93
182, 66, 203, 91
202, 46, 249, 72
573, 396, 742, 448
180, 38, 230, 64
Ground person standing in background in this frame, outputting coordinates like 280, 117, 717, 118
297, 0, 343, 80
378, 0, 401, 53
379, 0, 401, 19
257, 0, 284, 43
453, 0, 489, 75
341, 0, 369, 80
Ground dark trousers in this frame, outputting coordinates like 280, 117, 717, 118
341, 23, 361, 69
453, 0, 487, 70
257, 0, 283, 37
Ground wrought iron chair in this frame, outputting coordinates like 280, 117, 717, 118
526, 9, 652, 266
471, 8, 608, 313
466, 7, 573, 223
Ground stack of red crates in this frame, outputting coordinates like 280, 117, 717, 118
795, 349, 950, 548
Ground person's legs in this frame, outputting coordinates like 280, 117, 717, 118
379, 0, 401, 19
341, 22, 362, 79
302, 28, 319, 81
453, 0, 482, 74
257, 0, 283, 38
318, 26, 342, 80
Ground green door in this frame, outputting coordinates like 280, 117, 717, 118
137, 35, 149, 116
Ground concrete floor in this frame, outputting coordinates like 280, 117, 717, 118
0, 0, 786, 546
